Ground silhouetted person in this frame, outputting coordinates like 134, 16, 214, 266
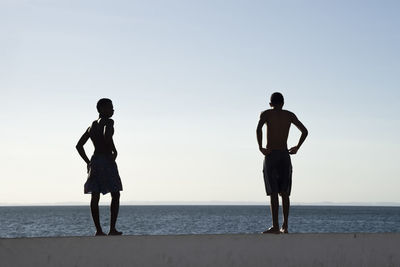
76, 98, 123, 236
256, 92, 308, 234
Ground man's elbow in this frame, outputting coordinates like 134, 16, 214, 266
303, 128, 308, 136
75, 144, 82, 151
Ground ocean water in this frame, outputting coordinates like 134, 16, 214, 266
0, 205, 400, 238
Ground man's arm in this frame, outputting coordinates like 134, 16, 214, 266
289, 114, 308, 154
110, 139, 118, 161
104, 119, 117, 160
256, 113, 269, 155
76, 128, 91, 164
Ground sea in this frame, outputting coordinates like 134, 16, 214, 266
1, 205, 400, 238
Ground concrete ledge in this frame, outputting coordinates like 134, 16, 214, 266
1, 233, 400, 267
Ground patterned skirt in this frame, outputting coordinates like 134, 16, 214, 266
84, 154, 123, 195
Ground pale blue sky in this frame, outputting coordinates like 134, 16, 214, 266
1, 0, 399, 204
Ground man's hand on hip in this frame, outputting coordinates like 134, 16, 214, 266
260, 147, 272, 156
288, 146, 299, 154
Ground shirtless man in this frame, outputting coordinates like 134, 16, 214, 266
76, 98, 123, 236
256, 92, 308, 234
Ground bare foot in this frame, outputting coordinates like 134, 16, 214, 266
280, 228, 289, 234
262, 226, 280, 234
108, 229, 123, 236
95, 231, 106, 236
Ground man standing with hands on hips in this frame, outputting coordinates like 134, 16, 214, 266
256, 92, 308, 234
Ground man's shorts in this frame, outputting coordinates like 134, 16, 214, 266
263, 150, 292, 196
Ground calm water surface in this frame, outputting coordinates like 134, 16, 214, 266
0, 205, 399, 238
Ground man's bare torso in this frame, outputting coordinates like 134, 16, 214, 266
261, 109, 294, 150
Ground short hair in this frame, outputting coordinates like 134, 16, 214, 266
270, 92, 284, 106
96, 98, 112, 113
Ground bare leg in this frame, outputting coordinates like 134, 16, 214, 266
109, 192, 122, 235
281, 193, 290, 233
263, 193, 280, 234
90, 193, 105, 236
270, 193, 279, 228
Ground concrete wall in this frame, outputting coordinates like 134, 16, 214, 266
1, 234, 400, 267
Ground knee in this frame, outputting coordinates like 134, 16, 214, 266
280, 192, 289, 199
270, 193, 279, 202
111, 192, 120, 200
91, 193, 100, 203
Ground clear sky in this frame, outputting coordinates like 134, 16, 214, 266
1, 0, 399, 204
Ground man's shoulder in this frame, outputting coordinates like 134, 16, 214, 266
260, 109, 272, 116
260, 109, 296, 121
259, 110, 270, 121
282, 109, 296, 117
100, 118, 114, 125
89, 120, 98, 129
262, 109, 294, 115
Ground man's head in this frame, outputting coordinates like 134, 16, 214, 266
269, 92, 284, 108
96, 98, 114, 118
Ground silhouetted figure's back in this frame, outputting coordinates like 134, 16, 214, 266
262, 109, 293, 150
90, 120, 113, 155
256, 92, 308, 234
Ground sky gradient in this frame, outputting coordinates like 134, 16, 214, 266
1, 0, 399, 204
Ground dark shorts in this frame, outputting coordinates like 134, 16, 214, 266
84, 154, 123, 195
263, 150, 292, 196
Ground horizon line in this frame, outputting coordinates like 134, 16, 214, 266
1, 201, 400, 207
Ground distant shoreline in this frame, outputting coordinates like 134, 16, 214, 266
1, 202, 400, 207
